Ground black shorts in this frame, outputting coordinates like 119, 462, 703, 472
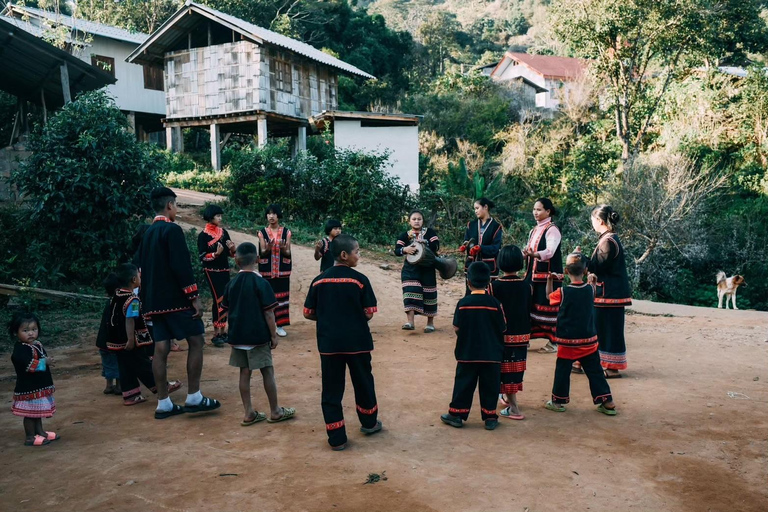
151, 310, 205, 342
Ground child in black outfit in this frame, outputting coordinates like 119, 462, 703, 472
314, 219, 342, 274
488, 245, 531, 420
304, 234, 381, 450
441, 262, 506, 430
545, 252, 617, 415
221, 242, 296, 426
96, 273, 121, 396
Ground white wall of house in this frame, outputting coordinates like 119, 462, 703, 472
333, 120, 419, 190
87, 36, 165, 115
495, 62, 575, 110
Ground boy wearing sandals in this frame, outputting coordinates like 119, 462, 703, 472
303, 234, 382, 451
441, 262, 506, 430
544, 252, 617, 416
222, 243, 295, 425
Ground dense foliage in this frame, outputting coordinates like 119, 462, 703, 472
10, 91, 164, 285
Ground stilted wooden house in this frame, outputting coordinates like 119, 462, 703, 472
127, 0, 375, 170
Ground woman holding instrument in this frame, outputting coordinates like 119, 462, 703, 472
460, 198, 503, 290
395, 210, 440, 333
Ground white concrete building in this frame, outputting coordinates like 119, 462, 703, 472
491, 52, 585, 110
2, 4, 166, 138
312, 111, 420, 191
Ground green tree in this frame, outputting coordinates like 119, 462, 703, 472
416, 11, 462, 75
551, 0, 768, 161
11, 91, 164, 284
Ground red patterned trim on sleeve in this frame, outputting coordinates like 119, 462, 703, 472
356, 404, 378, 415
363, 307, 377, 314
303, 307, 316, 316
326, 420, 345, 431
183, 284, 198, 296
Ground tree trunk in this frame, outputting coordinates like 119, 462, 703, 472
635, 237, 657, 264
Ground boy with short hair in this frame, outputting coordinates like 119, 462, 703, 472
137, 187, 220, 419
221, 242, 295, 425
303, 234, 381, 450
545, 252, 617, 415
441, 262, 506, 430
314, 219, 342, 273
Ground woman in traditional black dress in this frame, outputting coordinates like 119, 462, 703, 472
523, 198, 563, 353
395, 210, 440, 333
197, 205, 236, 346
586, 205, 632, 378
461, 197, 503, 290
257, 204, 292, 337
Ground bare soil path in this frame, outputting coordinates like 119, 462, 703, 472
1, 201, 766, 512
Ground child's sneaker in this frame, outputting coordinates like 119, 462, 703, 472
211, 335, 226, 347
544, 400, 566, 412
597, 403, 617, 416
440, 413, 463, 428
485, 419, 499, 430
360, 420, 383, 435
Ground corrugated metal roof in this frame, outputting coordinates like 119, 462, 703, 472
1, 13, 89, 46
503, 52, 585, 80
127, 1, 374, 79
3, 3, 148, 44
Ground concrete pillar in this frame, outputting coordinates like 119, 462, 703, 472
210, 122, 221, 171
165, 126, 183, 152
60, 62, 71, 104
257, 116, 267, 147
166, 126, 173, 150
126, 111, 136, 134
297, 126, 307, 152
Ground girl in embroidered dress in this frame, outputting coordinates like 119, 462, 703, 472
198, 205, 236, 347
395, 210, 440, 333
257, 204, 292, 337
461, 198, 503, 293
523, 198, 563, 354
585, 205, 632, 378
10, 312, 59, 446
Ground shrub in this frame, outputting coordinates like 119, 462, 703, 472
164, 169, 230, 195
11, 90, 164, 286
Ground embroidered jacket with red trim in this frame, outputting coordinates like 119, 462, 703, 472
303, 265, 378, 355
395, 227, 440, 280
588, 231, 632, 307
317, 237, 335, 273
221, 271, 278, 347
489, 276, 532, 346
197, 223, 235, 270
463, 218, 503, 275
258, 226, 292, 278
452, 291, 506, 362
12, 341, 55, 400
136, 216, 200, 316
550, 284, 599, 358
525, 221, 563, 283
106, 289, 153, 350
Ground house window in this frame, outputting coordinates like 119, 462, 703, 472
91, 55, 115, 78
274, 58, 293, 93
143, 65, 164, 91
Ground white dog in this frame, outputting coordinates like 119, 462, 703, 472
716, 271, 746, 310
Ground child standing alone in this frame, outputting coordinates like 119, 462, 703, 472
441, 262, 506, 430
545, 252, 617, 415
221, 242, 296, 425
304, 234, 382, 450
10, 311, 59, 446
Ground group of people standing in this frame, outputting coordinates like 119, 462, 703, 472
393, 196, 632, 422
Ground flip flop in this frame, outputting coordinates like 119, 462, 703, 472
184, 396, 221, 413
25, 435, 50, 446
538, 344, 557, 354
170, 342, 185, 352
155, 403, 185, 419
167, 380, 183, 394
241, 411, 267, 426
604, 370, 623, 379
499, 407, 525, 420
424, 325, 436, 333
401, 323, 415, 331
498, 394, 510, 407
597, 404, 618, 416
44, 431, 60, 441
544, 400, 566, 412
572, 364, 585, 374
124, 395, 147, 406
267, 407, 296, 423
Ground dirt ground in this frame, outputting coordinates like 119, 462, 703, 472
1, 206, 767, 512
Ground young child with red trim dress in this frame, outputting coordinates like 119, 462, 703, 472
10, 311, 60, 446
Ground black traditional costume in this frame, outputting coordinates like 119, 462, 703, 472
12, 341, 55, 418
258, 226, 292, 328
488, 276, 532, 395
524, 219, 563, 342
589, 231, 632, 371
549, 284, 612, 405
447, 291, 506, 421
463, 218, 503, 277
317, 237, 335, 273
394, 227, 440, 317
198, 223, 235, 331
303, 265, 379, 449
